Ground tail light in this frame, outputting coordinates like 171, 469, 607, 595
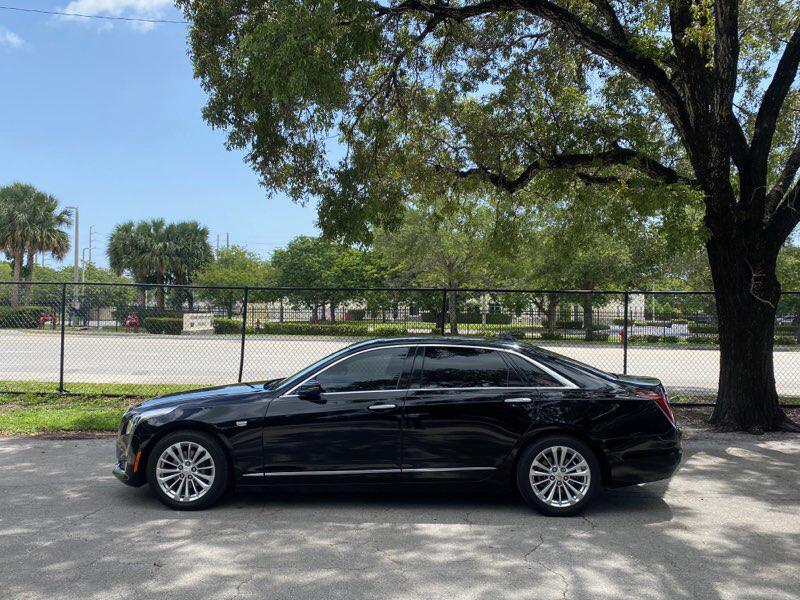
635, 389, 675, 424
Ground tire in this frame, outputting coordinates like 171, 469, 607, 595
146, 430, 229, 511
516, 435, 601, 517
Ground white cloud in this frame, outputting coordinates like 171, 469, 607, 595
57, 0, 175, 33
0, 26, 24, 48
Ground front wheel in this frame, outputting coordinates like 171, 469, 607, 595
516, 435, 601, 516
146, 430, 229, 510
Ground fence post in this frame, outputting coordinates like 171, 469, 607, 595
623, 291, 629, 375
440, 289, 447, 336
238, 287, 249, 383
59, 283, 67, 393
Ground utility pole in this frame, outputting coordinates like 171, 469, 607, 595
216, 234, 220, 257
226, 232, 230, 249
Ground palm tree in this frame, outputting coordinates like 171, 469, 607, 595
0, 183, 71, 306
167, 221, 213, 308
108, 219, 211, 310
22, 193, 71, 304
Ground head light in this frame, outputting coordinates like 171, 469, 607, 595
124, 406, 177, 435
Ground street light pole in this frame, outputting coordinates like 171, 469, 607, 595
65, 206, 79, 285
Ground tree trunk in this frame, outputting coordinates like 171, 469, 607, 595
10, 250, 23, 307
582, 293, 594, 341
546, 297, 558, 333
448, 289, 458, 335
23, 250, 34, 306
706, 236, 795, 432
329, 301, 336, 322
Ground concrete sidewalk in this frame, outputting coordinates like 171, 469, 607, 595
0, 434, 798, 600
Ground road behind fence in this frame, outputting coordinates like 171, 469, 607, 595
1, 282, 799, 402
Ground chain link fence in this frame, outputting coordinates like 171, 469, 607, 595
1, 282, 798, 403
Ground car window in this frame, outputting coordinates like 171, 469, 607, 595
419, 347, 516, 388
315, 347, 410, 393
506, 354, 562, 387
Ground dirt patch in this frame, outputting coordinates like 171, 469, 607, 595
674, 405, 800, 431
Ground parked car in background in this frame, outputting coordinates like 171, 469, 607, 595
114, 337, 682, 516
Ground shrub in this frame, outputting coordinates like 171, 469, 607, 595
213, 318, 241, 334
588, 332, 610, 341
672, 318, 689, 324
774, 335, 798, 346
627, 335, 647, 344
0, 306, 52, 328
612, 317, 626, 325
143, 317, 183, 335
663, 335, 679, 344
633, 320, 648, 326
688, 324, 718, 334
775, 324, 797, 334
645, 320, 672, 327
538, 332, 562, 340
373, 324, 408, 337
555, 319, 583, 329
646, 334, 661, 343
686, 335, 717, 345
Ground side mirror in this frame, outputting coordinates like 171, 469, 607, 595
298, 379, 324, 401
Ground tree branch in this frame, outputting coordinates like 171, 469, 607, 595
375, 0, 693, 143
766, 138, 800, 215
750, 23, 800, 177
588, 0, 626, 44
432, 146, 695, 194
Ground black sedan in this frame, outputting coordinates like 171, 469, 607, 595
114, 337, 681, 516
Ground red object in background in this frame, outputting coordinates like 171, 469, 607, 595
125, 314, 140, 334
38, 312, 57, 329
620, 327, 626, 343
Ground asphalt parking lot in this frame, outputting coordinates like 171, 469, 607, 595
1, 434, 798, 600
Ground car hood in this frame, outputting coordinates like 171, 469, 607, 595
135, 382, 267, 411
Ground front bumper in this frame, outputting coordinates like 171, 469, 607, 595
114, 415, 147, 487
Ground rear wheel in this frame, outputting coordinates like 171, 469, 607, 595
147, 430, 229, 510
516, 435, 600, 516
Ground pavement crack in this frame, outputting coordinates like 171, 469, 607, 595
523, 532, 545, 560
581, 513, 598, 531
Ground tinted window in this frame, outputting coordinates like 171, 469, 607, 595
316, 347, 409, 393
420, 347, 515, 388
506, 354, 562, 387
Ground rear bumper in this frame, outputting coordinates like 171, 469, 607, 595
607, 428, 683, 487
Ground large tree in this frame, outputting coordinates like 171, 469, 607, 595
180, 0, 800, 432
0, 183, 71, 306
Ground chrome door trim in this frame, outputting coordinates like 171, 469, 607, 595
368, 403, 398, 411
504, 397, 533, 404
243, 466, 497, 477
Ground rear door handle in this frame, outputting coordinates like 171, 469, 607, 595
368, 403, 398, 411
504, 397, 532, 404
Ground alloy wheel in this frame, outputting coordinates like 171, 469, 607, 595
529, 445, 591, 508
156, 441, 216, 503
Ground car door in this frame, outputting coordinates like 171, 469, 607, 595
401, 345, 571, 481
260, 345, 413, 480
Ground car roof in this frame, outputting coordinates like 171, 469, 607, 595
350, 336, 531, 353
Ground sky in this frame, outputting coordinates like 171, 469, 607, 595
0, 1, 320, 269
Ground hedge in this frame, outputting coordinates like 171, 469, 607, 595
0, 306, 52, 328
686, 335, 717, 345
143, 317, 183, 335
214, 318, 372, 337
373, 324, 408, 337
589, 332, 610, 341
775, 336, 798, 346
688, 324, 718, 334
538, 332, 563, 340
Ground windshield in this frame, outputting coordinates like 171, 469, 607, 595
267, 345, 355, 391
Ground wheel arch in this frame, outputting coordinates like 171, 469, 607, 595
139, 421, 236, 483
510, 426, 612, 486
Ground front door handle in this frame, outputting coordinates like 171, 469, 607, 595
368, 403, 398, 411
504, 397, 532, 404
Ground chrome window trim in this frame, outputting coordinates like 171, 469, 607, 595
281, 343, 577, 398
243, 466, 497, 477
